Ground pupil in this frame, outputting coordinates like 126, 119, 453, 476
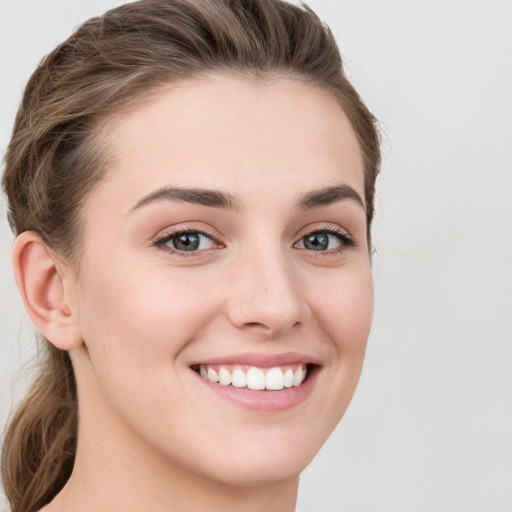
305, 233, 328, 251
174, 233, 200, 251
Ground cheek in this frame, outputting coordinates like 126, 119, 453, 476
73, 261, 218, 443
76, 261, 217, 375
312, 264, 373, 352
308, 265, 373, 425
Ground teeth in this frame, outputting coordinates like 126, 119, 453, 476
292, 366, 306, 387
247, 367, 266, 390
207, 368, 219, 383
232, 369, 246, 388
283, 368, 294, 388
197, 364, 308, 390
266, 367, 284, 390
218, 367, 231, 386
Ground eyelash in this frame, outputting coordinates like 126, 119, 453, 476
153, 225, 356, 257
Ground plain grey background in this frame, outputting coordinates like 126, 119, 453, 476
1, 1, 511, 511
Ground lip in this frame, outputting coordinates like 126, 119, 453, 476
191, 360, 320, 412
189, 351, 321, 368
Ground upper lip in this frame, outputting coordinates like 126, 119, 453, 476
189, 351, 321, 368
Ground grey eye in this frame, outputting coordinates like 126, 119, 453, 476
165, 232, 215, 252
296, 232, 342, 251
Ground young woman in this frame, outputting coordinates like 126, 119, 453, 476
1, 1, 380, 511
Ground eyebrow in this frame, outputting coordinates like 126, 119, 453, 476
296, 184, 365, 211
128, 183, 365, 214
128, 186, 241, 213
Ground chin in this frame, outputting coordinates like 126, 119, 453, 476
203, 453, 311, 488
185, 426, 325, 488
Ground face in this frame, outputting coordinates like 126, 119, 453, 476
69, 76, 373, 486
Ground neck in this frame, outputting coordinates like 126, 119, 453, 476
47, 469, 299, 512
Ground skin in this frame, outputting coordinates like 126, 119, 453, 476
17, 76, 373, 512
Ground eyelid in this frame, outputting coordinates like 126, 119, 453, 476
294, 223, 353, 240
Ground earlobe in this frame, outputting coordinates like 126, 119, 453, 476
12, 231, 83, 350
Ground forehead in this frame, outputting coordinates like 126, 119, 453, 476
94, 75, 364, 211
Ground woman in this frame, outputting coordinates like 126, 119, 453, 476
1, 1, 380, 511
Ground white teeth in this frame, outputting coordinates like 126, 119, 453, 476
292, 366, 305, 387
218, 367, 231, 386
232, 368, 247, 388
198, 364, 308, 390
207, 368, 219, 383
283, 368, 294, 388
247, 367, 266, 390
266, 367, 284, 390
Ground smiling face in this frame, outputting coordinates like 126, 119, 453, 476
68, 76, 373, 488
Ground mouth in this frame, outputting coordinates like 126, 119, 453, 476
189, 355, 319, 411
191, 363, 311, 391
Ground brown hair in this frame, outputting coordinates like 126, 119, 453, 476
1, 1, 380, 510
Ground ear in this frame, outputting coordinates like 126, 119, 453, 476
12, 231, 83, 350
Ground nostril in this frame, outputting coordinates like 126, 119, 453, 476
238, 321, 273, 332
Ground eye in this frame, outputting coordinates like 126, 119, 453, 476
295, 229, 355, 252
155, 230, 217, 253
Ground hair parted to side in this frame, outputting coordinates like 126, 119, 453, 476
1, 0, 380, 510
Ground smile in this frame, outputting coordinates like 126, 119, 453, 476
189, 354, 319, 411
194, 364, 308, 391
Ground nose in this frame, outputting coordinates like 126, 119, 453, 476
226, 246, 311, 337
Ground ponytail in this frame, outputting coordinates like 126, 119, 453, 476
1, 344, 77, 512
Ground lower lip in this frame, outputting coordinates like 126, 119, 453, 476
193, 366, 319, 412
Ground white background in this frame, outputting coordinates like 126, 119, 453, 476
0, 1, 511, 511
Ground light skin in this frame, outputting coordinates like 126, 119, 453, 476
14, 75, 373, 512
